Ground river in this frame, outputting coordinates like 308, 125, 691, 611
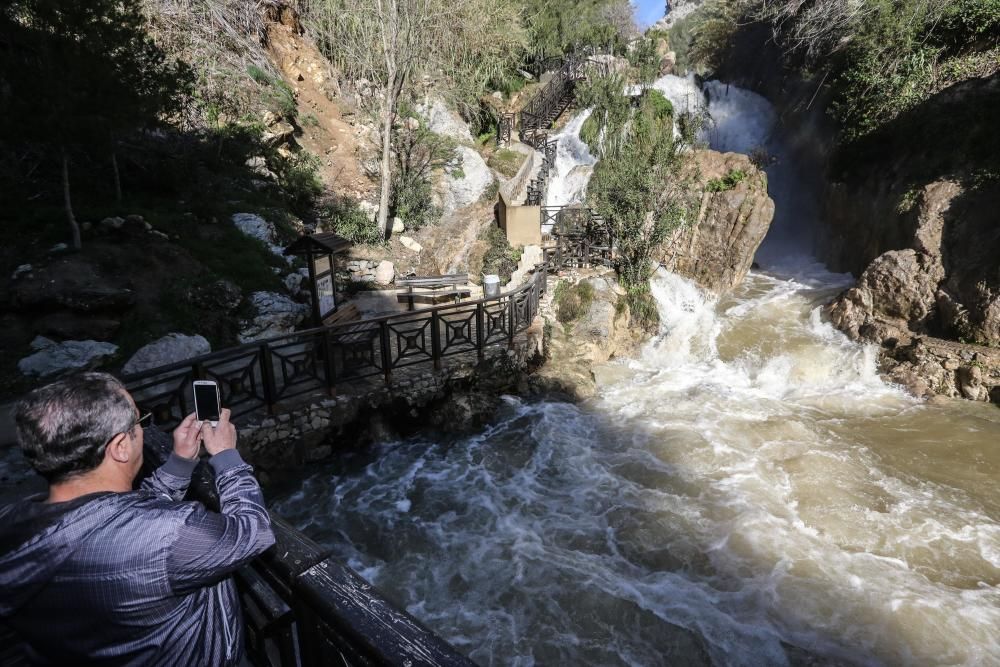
273, 77, 1000, 666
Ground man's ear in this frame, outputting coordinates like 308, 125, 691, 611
105, 433, 132, 464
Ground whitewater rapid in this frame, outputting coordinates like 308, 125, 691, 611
274, 77, 1000, 665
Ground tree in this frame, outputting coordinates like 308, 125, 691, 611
304, 0, 526, 238
0, 0, 190, 248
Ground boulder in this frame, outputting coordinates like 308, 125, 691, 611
417, 98, 473, 143
122, 333, 211, 376
231, 213, 288, 261
33, 312, 120, 341
11, 264, 32, 280
187, 279, 243, 312
239, 292, 309, 343
100, 216, 125, 230
374, 260, 395, 284
262, 121, 295, 147
659, 151, 774, 293
18, 337, 118, 377
284, 272, 306, 295
399, 236, 423, 253
391, 217, 405, 234
442, 146, 495, 214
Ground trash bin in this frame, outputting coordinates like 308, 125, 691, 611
483, 274, 500, 298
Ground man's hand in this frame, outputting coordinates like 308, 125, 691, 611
172, 413, 203, 460
202, 408, 237, 456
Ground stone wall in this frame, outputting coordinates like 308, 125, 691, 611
235, 321, 544, 479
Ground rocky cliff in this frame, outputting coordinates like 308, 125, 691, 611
658, 150, 774, 294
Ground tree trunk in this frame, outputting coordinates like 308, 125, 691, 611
377, 84, 396, 240
61, 146, 82, 250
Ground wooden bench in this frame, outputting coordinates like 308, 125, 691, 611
396, 274, 471, 311
322, 302, 361, 327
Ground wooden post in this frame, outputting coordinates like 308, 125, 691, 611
507, 297, 516, 348
476, 303, 485, 361
259, 343, 277, 414
306, 247, 321, 328
380, 322, 392, 387
430, 310, 441, 371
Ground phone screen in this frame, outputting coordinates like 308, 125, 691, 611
194, 383, 220, 422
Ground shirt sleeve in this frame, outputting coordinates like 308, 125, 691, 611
166, 450, 276, 594
140, 453, 198, 500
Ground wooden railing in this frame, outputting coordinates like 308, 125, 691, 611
124, 265, 552, 430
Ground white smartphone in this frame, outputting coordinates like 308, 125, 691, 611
193, 380, 221, 426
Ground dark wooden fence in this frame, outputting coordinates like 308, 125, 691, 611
124, 265, 551, 430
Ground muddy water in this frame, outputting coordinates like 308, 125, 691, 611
273, 267, 1000, 666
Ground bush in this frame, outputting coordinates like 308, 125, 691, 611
487, 148, 527, 178
481, 225, 521, 283
706, 168, 747, 192
554, 280, 595, 323
644, 89, 673, 120
274, 152, 323, 212
247, 65, 297, 120
323, 198, 384, 245
625, 284, 659, 332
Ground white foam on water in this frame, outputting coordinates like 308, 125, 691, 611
543, 108, 597, 216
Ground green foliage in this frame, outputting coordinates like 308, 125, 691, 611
301, 113, 321, 127
323, 198, 385, 246
274, 152, 323, 213
706, 168, 747, 192
247, 64, 298, 120
627, 36, 661, 84
554, 280, 595, 323
487, 148, 527, 178
521, 0, 636, 59
688, 0, 744, 72
645, 89, 674, 120
481, 225, 521, 284
390, 116, 457, 230
625, 284, 659, 332
585, 75, 702, 308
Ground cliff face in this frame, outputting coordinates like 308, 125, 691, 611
659, 150, 774, 294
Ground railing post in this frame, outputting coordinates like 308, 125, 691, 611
321, 329, 336, 397
430, 310, 442, 371
380, 321, 392, 387
476, 302, 485, 361
507, 296, 516, 348
259, 343, 277, 414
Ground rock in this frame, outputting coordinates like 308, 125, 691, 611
399, 236, 423, 253
245, 156, 277, 180
441, 146, 495, 214
659, 151, 774, 293
239, 292, 309, 343
10, 261, 136, 313
374, 260, 395, 284
262, 121, 295, 147
231, 213, 289, 261
33, 312, 120, 341
122, 333, 211, 376
11, 264, 32, 280
957, 364, 989, 401
18, 337, 118, 377
403, 117, 420, 131
100, 216, 125, 230
518, 69, 535, 81
416, 98, 473, 143
358, 201, 379, 219
49, 243, 68, 254
262, 110, 280, 127
186, 279, 242, 313
284, 272, 306, 295
391, 217, 405, 234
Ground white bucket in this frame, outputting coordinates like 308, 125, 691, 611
483, 274, 501, 298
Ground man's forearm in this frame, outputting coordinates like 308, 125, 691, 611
140, 453, 198, 500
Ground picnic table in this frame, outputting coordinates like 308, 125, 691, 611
396, 274, 471, 311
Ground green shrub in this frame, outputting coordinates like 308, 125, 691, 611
554, 280, 595, 323
706, 168, 747, 192
275, 152, 323, 212
644, 89, 673, 120
247, 65, 297, 120
625, 284, 659, 332
481, 225, 521, 283
323, 199, 384, 245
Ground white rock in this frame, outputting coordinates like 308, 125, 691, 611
284, 272, 306, 294
239, 292, 309, 343
399, 236, 423, 253
442, 146, 495, 214
11, 264, 32, 280
231, 213, 290, 262
358, 201, 379, 219
100, 216, 125, 230
122, 333, 211, 376
374, 260, 395, 284
391, 217, 405, 234
18, 339, 119, 377
417, 98, 473, 143
49, 243, 69, 254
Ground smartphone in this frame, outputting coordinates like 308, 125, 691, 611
193, 380, 221, 426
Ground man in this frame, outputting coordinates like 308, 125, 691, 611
0, 372, 275, 666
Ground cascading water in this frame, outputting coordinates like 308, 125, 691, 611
274, 78, 1000, 665
543, 109, 596, 229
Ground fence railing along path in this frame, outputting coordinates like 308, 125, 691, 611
123, 264, 555, 429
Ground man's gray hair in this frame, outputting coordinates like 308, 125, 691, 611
15, 372, 136, 483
